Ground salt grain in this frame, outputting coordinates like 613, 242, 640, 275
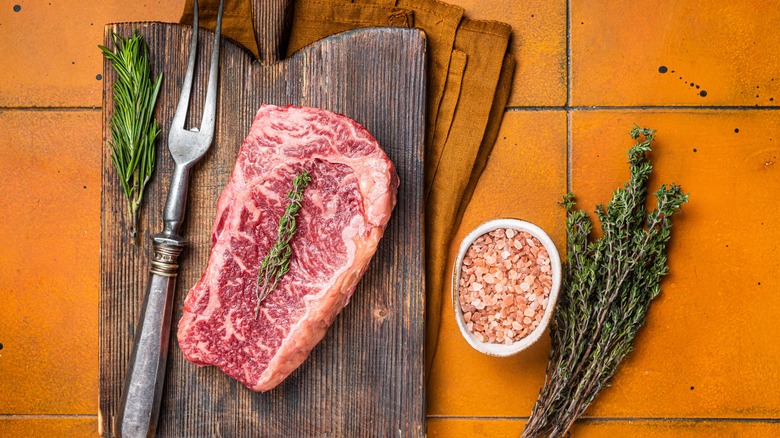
458, 228, 553, 346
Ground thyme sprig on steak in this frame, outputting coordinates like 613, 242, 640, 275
522, 127, 689, 437
255, 170, 311, 317
99, 32, 163, 242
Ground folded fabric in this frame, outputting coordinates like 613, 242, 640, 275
423, 17, 511, 374
286, 0, 414, 55
181, 0, 259, 58
180, 0, 515, 380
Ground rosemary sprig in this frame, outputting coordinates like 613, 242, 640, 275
522, 127, 689, 438
99, 32, 163, 242
255, 171, 311, 317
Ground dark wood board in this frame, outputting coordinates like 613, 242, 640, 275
100, 22, 425, 437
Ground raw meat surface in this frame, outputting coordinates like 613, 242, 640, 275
177, 104, 398, 392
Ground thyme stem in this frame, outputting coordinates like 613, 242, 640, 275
255, 170, 311, 318
522, 127, 689, 438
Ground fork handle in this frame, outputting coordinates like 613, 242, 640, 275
117, 237, 186, 438
163, 163, 192, 238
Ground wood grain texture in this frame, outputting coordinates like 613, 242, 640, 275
100, 22, 425, 437
252, 0, 294, 64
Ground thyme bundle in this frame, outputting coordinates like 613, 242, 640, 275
99, 32, 163, 241
522, 127, 688, 437
255, 171, 311, 317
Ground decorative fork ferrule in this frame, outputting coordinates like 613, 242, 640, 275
149, 236, 187, 277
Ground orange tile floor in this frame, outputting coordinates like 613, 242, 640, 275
1, 1, 779, 436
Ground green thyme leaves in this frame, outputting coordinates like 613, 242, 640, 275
255, 171, 311, 318
522, 127, 689, 438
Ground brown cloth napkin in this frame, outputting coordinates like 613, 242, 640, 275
180, 0, 514, 378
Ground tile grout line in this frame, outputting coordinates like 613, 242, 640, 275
505, 105, 780, 111
0, 414, 98, 419
566, 0, 572, 194
426, 415, 780, 424
567, 111, 572, 194
6, 105, 780, 112
566, 0, 573, 108
0, 107, 100, 111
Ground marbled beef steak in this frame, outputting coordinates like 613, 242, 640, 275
177, 104, 398, 391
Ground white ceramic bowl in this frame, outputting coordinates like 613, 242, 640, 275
452, 218, 562, 357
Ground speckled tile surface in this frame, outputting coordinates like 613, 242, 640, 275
0, 418, 100, 437
448, 0, 567, 106
570, 1, 780, 106
2, 0, 779, 435
0, 1, 183, 107
0, 111, 101, 415
569, 110, 780, 418
428, 418, 780, 437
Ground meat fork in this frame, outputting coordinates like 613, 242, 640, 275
116, 1, 223, 436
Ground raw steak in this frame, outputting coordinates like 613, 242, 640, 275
177, 104, 398, 392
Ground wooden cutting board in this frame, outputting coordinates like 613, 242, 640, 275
99, 21, 425, 437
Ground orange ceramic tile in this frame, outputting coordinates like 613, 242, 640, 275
449, 0, 566, 106
428, 417, 524, 437
569, 420, 780, 437
0, 110, 101, 413
427, 418, 780, 437
0, 418, 99, 438
0, 0, 185, 108
570, 110, 780, 418
571, 0, 780, 106
428, 110, 567, 416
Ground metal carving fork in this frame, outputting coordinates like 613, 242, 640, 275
116, 1, 223, 436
